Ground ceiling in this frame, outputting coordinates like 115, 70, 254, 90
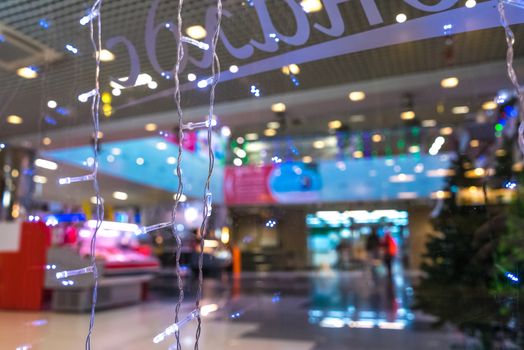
1, 0, 524, 143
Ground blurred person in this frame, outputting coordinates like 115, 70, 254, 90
366, 227, 381, 279
381, 228, 397, 278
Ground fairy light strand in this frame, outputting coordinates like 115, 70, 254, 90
194, 1, 222, 348
173, 0, 186, 348
498, 0, 524, 155
85, 1, 104, 349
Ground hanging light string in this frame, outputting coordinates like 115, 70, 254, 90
85, 1, 104, 349
172, 0, 186, 349
194, 1, 222, 349
52, 9, 104, 349
498, 0, 524, 155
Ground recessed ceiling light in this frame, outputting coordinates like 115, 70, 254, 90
197, 80, 208, 88
440, 127, 453, 135
111, 148, 121, 155
328, 120, 342, 129
7, 115, 23, 124
264, 129, 277, 137
372, 134, 382, 142
156, 142, 167, 150
235, 149, 247, 158
408, 145, 420, 153
173, 194, 187, 202
47, 100, 57, 109
112, 88, 121, 96
302, 156, 313, 163
33, 175, 48, 184
42, 137, 52, 146
431, 191, 452, 199
221, 126, 232, 137
313, 140, 325, 149
349, 114, 365, 123
288, 64, 300, 75
112, 191, 128, 201
452, 106, 470, 114
421, 119, 437, 127
17, 66, 38, 79
441, 77, 459, 88
136, 157, 145, 165
300, 0, 323, 13
401, 110, 415, 120
187, 73, 196, 82
106, 155, 115, 163
167, 156, 177, 165
35, 158, 58, 170
482, 101, 497, 110
496, 149, 507, 157
98, 49, 115, 62
470, 139, 480, 147
349, 91, 366, 102
465, 0, 477, 8
271, 102, 286, 113
186, 25, 207, 39
90, 196, 104, 205
229, 65, 239, 73
353, 150, 364, 158
396, 13, 407, 23
245, 133, 258, 141
233, 158, 243, 167
267, 121, 280, 129
145, 123, 158, 132
148, 81, 158, 89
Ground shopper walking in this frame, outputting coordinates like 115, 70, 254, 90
366, 227, 381, 279
382, 229, 397, 278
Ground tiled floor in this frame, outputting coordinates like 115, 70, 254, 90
0, 270, 458, 349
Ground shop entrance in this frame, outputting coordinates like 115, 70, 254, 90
306, 210, 409, 270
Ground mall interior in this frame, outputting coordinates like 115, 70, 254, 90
1, 0, 524, 349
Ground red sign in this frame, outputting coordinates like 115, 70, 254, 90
224, 165, 275, 205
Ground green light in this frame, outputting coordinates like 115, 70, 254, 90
495, 123, 504, 132
397, 139, 405, 149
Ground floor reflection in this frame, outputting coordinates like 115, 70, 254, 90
308, 265, 415, 331
0, 269, 457, 350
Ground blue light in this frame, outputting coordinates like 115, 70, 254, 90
496, 90, 510, 104
290, 75, 300, 87
265, 219, 277, 228
43, 213, 86, 223
55, 107, 70, 116
39, 18, 50, 29
250, 85, 261, 97
505, 181, 517, 190
269, 33, 280, 43
505, 272, 520, 283
504, 105, 518, 118
44, 115, 57, 125
271, 293, 281, 303
0, 34, 5, 43
161, 71, 172, 80
65, 44, 79, 54
230, 312, 242, 319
